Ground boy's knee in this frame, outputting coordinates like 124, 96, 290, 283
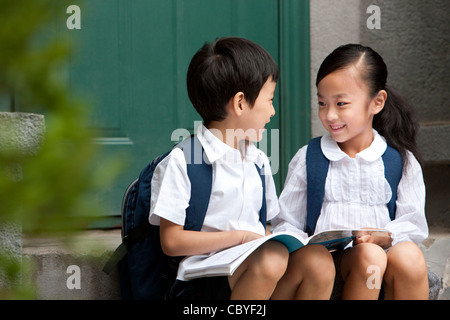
308, 245, 335, 286
253, 241, 289, 281
283, 245, 335, 284
301, 245, 335, 280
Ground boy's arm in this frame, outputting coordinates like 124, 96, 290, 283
160, 218, 263, 257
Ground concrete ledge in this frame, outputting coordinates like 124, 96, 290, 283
0, 112, 45, 291
23, 230, 122, 300
420, 231, 450, 300
22, 229, 450, 300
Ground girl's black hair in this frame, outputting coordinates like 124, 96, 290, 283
316, 43, 423, 167
187, 36, 279, 127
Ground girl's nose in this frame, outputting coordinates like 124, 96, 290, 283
326, 106, 339, 122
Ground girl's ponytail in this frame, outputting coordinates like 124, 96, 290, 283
373, 86, 423, 167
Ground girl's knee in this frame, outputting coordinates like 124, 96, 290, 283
355, 243, 386, 265
386, 241, 427, 279
342, 243, 387, 279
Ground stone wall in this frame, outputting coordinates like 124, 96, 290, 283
309, 0, 450, 231
309, 1, 449, 299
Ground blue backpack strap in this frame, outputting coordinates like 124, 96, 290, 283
254, 164, 267, 228
304, 138, 403, 238
381, 145, 403, 220
176, 135, 212, 231
305, 136, 329, 236
180, 136, 267, 230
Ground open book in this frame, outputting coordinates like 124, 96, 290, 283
176, 229, 391, 281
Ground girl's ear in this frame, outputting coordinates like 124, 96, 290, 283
371, 89, 387, 115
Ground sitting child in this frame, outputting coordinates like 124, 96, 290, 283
272, 44, 429, 299
150, 36, 334, 300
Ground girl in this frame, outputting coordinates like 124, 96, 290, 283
271, 44, 429, 299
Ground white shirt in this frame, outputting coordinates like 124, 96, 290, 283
149, 124, 279, 236
271, 130, 428, 246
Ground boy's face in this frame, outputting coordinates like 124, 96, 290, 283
239, 77, 276, 142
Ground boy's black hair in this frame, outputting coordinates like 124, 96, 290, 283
187, 36, 279, 126
316, 43, 423, 167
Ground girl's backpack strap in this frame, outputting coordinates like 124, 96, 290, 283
381, 145, 403, 220
305, 136, 329, 237
305, 137, 403, 237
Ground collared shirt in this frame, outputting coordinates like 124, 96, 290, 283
271, 130, 428, 246
149, 124, 279, 236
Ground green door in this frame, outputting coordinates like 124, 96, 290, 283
63, 0, 310, 223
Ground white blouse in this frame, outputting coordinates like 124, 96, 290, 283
149, 124, 280, 237
271, 130, 428, 246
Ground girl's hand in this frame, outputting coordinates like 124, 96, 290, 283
353, 228, 393, 249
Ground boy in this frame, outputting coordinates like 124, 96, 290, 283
149, 37, 288, 300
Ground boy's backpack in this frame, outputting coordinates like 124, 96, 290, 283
305, 136, 403, 236
103, 135, 267, 300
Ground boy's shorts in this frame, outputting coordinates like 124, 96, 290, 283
169, 276, 231, 300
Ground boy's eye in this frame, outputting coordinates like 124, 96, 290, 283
337, 102, 348, 106
318, 101, 326, 107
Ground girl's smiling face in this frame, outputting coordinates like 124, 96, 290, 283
317, 66, 386, 156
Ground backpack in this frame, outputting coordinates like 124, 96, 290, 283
305, 136, 403, 236
103, 135, 267, 300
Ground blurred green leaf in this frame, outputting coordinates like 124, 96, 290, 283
0, 0, 121, 298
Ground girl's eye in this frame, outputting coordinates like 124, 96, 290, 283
318, 101, 326, 107
337, 102, 348, 106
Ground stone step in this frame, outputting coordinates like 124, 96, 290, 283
21, 229, 450, 300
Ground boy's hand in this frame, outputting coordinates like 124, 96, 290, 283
239, 230, 264, 244
160, 218, 266, 256
353, 228, 392, 249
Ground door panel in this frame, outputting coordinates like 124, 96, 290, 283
62, 0, 309, 221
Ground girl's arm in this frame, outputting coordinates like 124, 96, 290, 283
355, 152, 427, 248
384, 151, 428, 246
270, 146, 309, 238
159, 218, 263, 257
